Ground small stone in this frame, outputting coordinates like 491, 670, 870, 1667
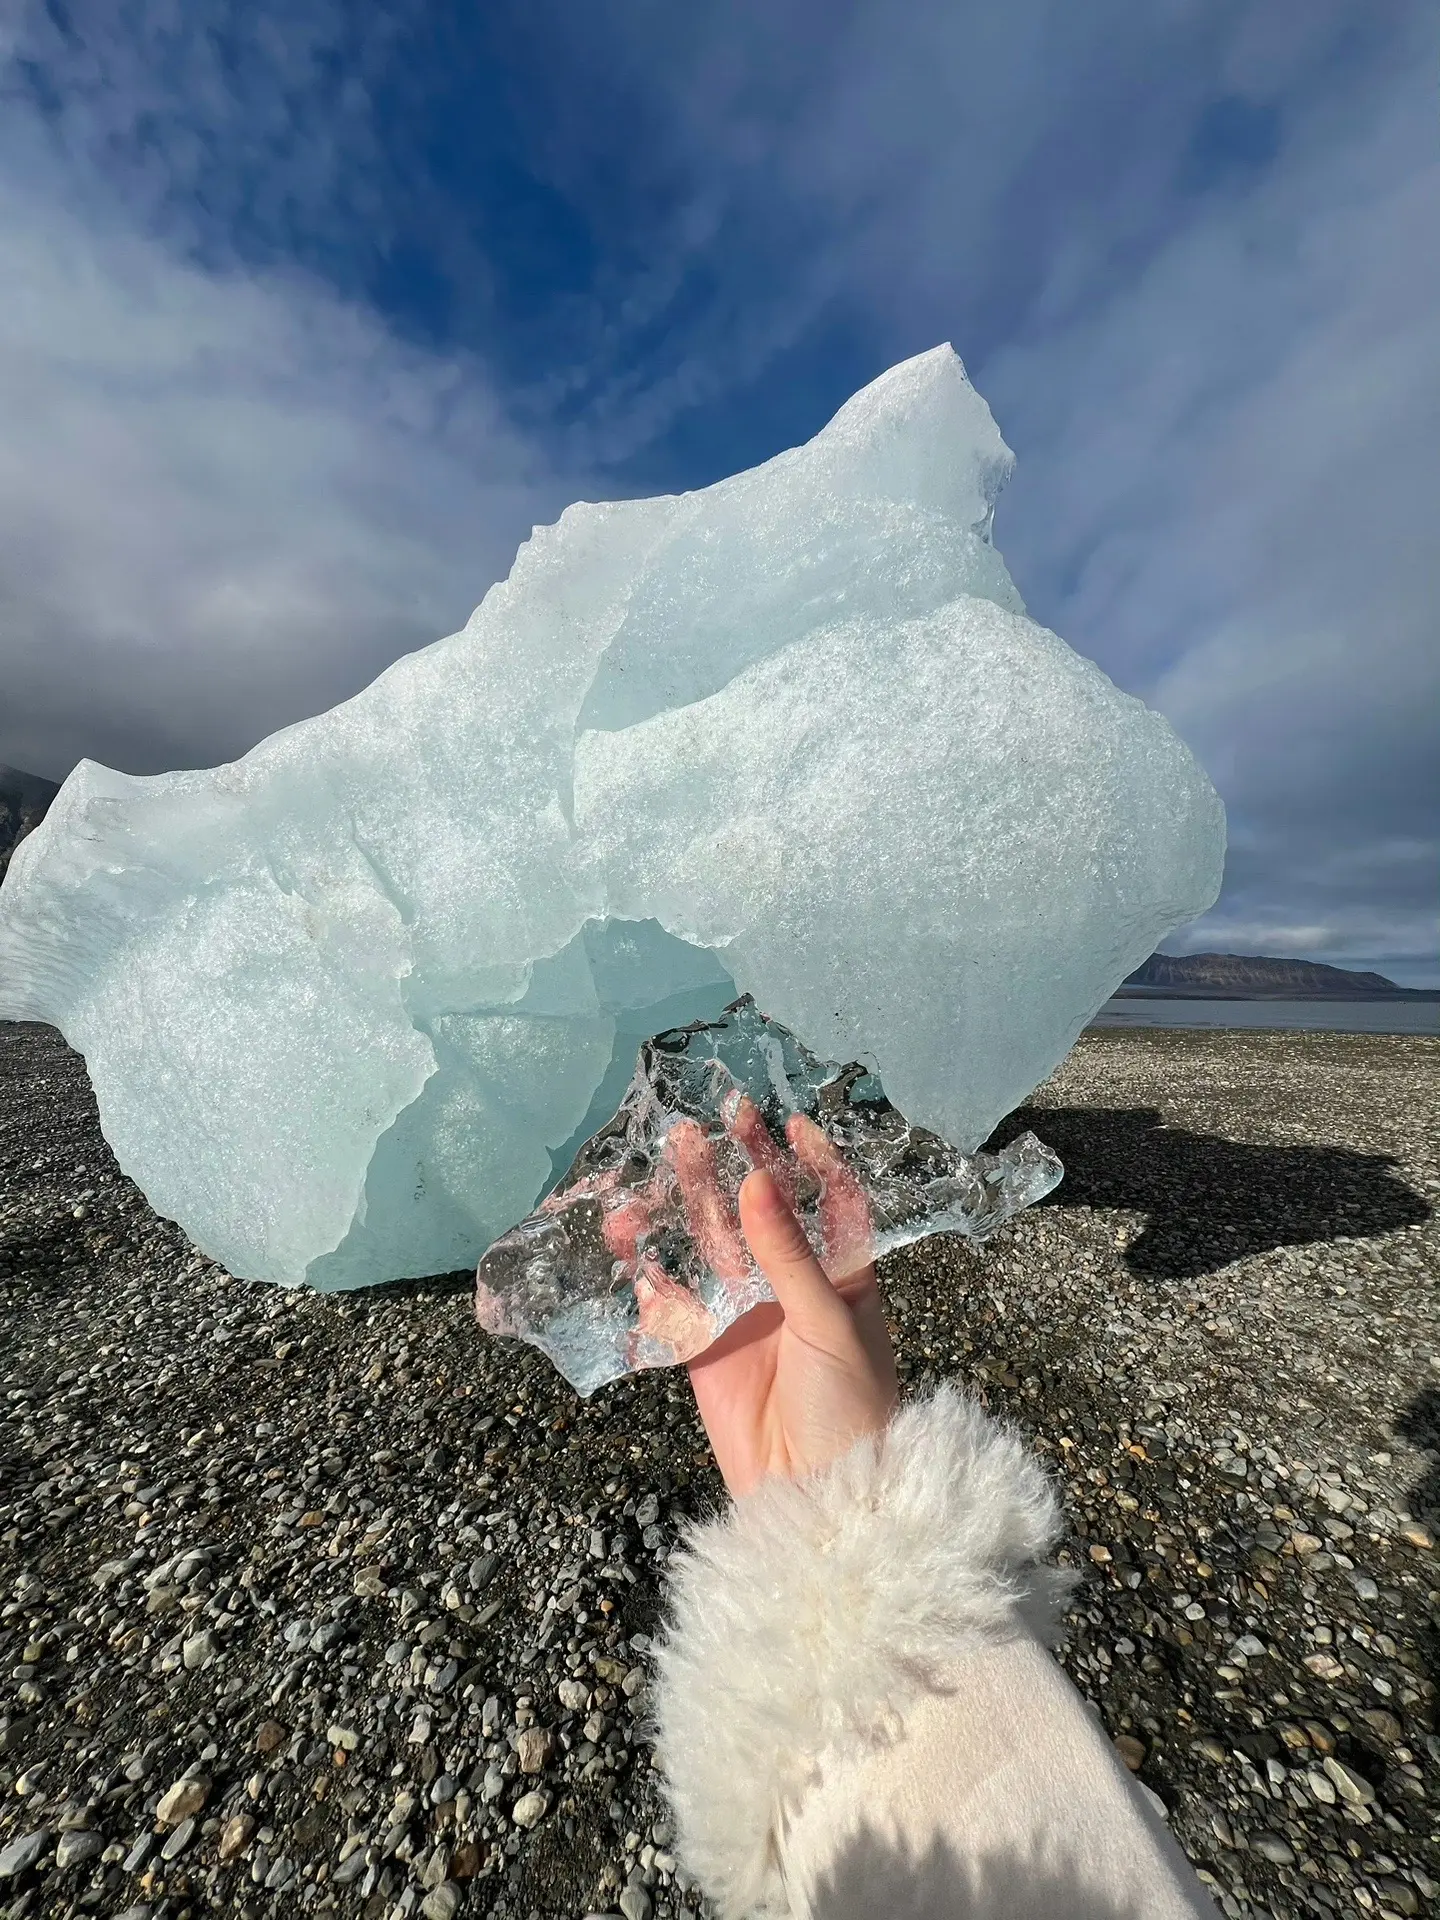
1303, 1652, 1346, 1681
481, 1765, 505, 1803
450, 1839, 482, 1879
421, 1884, 462, 1920
558, 1678, 591, 1712
511, 1789, 550, 1829
1322, 1755, 1376, 1805
0, 1829, 51, 1879
327, 1724, 359, 1752
516, 1726, 554, 1773
254, 1720, 287, 1754
54, 1829, 103, 1870
1306, 1768, 1337, 1804
1192, 1737, 1229, 1764
156, 1776, 209, 1825
1363, 1709, 1404, 1743
619, 1888, 653, 1920
160, 1815, 196, 1861
218, 1813, 255, 1863
1376, 1876, 1420, 1916
1399, 1525, 1433, 1549
265, 1853, 297, 1889
1112, 1735, 1146, 1772
182, 1629, 217, 1670
1250, 1833, 1295, 1866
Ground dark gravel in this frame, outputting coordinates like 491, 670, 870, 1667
1, 1019, 1437, 1920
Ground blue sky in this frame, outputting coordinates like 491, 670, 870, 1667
1, 1, 1436, 982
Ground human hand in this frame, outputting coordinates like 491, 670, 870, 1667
672, 1095, 900, 1500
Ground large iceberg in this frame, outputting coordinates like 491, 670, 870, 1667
0, 346, 1224, 1313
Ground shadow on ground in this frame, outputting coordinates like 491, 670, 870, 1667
986, 1104, 1430, 1280
1393, 1385, 1440, 1706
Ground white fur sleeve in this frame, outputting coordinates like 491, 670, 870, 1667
639, 1382, 1081, 1920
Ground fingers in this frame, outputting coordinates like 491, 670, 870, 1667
600, 1182, 658, 1264
723, 1092, 800, 1213
786, 1111, 876, 1287
736, 1168, 860, 1354
633, 1252, 717, 1362
666, 1118, 753, 1283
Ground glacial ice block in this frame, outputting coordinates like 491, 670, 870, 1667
476, 996, 1064, 1397
0, 344, 1225, 1312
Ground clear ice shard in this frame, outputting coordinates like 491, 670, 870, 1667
0, 344, 1225, 1358
476, 995, 1064, 1397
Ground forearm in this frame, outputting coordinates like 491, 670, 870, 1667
641, 1382, 1219, 1920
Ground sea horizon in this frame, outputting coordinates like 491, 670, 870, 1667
1088, 996, 1440, 1035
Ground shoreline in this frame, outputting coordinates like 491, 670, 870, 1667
1, 1021, 1437, 1920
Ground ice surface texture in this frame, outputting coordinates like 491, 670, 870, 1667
0, 345, 1224, 1307
477, 996, 1063, 1397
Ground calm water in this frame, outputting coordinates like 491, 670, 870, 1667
1087, 997, 1440, 1035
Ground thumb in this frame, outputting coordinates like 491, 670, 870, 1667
738, 1168, 859, 1352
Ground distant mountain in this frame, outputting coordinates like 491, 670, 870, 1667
1120, 950, 1425, 998
0, 766, 60, 883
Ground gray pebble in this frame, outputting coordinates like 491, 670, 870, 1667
160, 1816, 196, 1861
54, 1828, 104, 1870
0, 1830, 51, 1880
182, 1628, 217, 1670
1250, 1833, 1296, 1866
123, 1832, 154, 1873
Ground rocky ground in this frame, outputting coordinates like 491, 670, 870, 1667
0, 1019, 1437, 1920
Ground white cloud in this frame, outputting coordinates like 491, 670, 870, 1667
0, 159, 575, 777
765, 4, 1439, 982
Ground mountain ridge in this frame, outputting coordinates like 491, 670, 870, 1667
0, 765, 60, 883
1120, 951, 1434, 999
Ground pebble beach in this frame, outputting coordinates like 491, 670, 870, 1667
1, 1019, 1437, 1920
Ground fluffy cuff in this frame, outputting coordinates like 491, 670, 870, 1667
640, 1383, 1079, 1920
